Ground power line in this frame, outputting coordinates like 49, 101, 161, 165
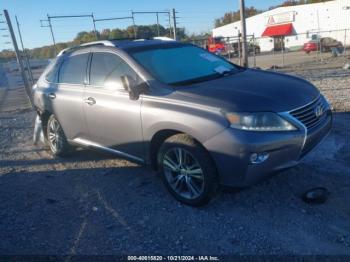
93, 14, 136, 38
39, 8, 181, 48
48, 13, 98, 41
132, 10, 172, 37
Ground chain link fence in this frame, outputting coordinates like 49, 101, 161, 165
187, 28, 350, 69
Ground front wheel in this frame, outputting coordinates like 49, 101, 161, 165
158, 134, 218, 206
46, 115, 73, 157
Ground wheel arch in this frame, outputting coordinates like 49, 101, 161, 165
149, 129, 183, 170
38, 109, 52, 140
149, 129, 218, 175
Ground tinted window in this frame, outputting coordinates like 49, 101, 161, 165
45, 58, 60, 82
90, 52, 139, 90
58, 53, 89, 84
129, 45, 238, 85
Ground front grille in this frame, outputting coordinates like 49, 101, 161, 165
289, 96, 328, 131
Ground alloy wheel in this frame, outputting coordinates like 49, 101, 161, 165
48, 118, 62, 153
162, 147, 205, 200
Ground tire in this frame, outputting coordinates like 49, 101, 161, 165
46, 115, 73, 157
157, 134, 218, 206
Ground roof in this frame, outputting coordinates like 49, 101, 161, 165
57, 37, 176, 57
262, 23, 294, 37
111, 38, 176, 49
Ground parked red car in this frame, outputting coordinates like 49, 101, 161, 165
303, 37, 343, 54
207, 37, 226, 54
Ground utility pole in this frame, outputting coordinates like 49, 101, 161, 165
172, 8, 177, 40
91, 13, 99, 40
168, 11, 172, 38
15, 15, 34, 86
239, 0, 248, 67
131, 11, 171, 39
156, 12, 160, 36
46, 14, 96, 54
3, 10, 33, 106
47, 15, 57, 56
131, 11, 137, 39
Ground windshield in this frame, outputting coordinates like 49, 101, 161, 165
128, 44, 239, 85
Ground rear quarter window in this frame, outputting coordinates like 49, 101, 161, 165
44, 58, 61, 83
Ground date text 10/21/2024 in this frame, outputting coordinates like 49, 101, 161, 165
127, 256, 220, 261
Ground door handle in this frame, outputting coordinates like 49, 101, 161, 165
48, 93, 56, 99
83, 97, 96, 105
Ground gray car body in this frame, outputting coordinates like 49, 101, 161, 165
33, 40, 332, 187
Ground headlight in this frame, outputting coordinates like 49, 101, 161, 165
225, 112, 297, 131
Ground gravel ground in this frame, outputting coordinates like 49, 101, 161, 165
0, 60, 350, 256
279, 54, 350, 112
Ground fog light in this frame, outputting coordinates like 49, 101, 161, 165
250, 152, 269, 164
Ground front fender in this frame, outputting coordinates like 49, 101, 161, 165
141, 96, 229, 156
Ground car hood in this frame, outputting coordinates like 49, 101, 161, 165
172, 69, 319, 112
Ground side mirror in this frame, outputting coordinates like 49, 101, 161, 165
121, 75, 139, 100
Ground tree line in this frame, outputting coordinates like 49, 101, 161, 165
0, 24, 188, 61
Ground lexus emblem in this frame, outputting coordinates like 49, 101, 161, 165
315, 105, 324, 118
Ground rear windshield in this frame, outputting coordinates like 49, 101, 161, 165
128, 44, 239, 85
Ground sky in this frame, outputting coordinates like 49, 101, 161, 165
1, 0, 285, 49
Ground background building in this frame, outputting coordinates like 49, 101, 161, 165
212, 0, 350, 52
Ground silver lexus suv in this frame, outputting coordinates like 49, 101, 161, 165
33, 39, 332, 206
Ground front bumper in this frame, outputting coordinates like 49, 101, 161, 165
203, 109, 332, 187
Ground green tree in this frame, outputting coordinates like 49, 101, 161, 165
109, 28, 128, 39
214, 7, 261, 28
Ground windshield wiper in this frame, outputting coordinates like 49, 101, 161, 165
170, 68, 245, 86
214, 68, 240, 76
169, 73, 223, 86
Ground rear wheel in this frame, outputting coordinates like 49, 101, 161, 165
46, 115, 73, 157
158, 134, 218, 206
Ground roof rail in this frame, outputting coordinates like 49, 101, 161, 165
56, 38, 176, 57
57, 47, 71, 57
80, 40, 115, 47
153, 37, 175, 41
57, 40, 115, 57
108, 37, 136, 41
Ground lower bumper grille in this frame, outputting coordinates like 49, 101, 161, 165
300, 113, 332, 158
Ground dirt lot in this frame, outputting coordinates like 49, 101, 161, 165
0, 57, 350, 256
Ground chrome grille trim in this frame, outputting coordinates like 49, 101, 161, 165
289, 95, 328, 131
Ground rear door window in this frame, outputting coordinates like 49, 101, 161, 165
89, 52, 140, 90
58, 53, 89, 84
